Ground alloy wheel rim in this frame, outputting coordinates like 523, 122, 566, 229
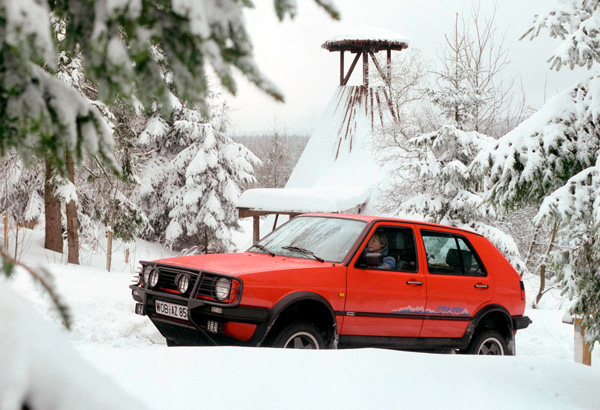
478, 337, 504, 355
284, 331, 320, 349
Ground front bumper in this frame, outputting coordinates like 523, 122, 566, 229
131, 284, 269, 346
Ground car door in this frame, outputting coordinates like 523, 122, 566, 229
418, 228, 494, 338
341, 223, 426, 337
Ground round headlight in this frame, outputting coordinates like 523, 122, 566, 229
149, 269, 160, 289
215, 278, 231, 301
177, 274, 190, 294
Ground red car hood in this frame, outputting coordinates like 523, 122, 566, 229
152, 252, 332, 276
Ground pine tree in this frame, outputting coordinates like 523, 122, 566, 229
474, 0, 600, 345
0, 0, 339, 330
138, 99, 259, 252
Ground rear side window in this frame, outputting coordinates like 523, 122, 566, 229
421, 230, 486, 277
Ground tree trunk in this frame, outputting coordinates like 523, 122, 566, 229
535, 220, 559, 306
525, 225, 540, 268
44, 158, 63, 253
66, 154, 79, 265
204, 229, 209, 254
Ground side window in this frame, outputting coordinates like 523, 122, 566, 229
421, 231, 486, 276
355, 226, 418, 272
457, 237, 486, 276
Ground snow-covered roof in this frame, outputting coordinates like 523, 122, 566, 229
237, 186, 370, 214
322, 26, 410, 52
238, 85, 393, 216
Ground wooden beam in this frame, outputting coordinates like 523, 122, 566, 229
342, 52, 362, 86
238, 208, 302, 218
363, 51, 369, 87
340, 51, 344, 85
387, 48, 392, 87
253, 216, 260, 244
369, 50, 391, 87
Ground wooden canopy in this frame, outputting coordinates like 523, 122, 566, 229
322, 38, 409, 53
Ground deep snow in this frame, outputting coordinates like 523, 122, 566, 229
2, 227, 600, 410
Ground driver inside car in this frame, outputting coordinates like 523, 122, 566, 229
364, 232, 396, 270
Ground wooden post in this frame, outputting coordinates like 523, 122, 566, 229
574, 318, 592, 366
106, 227, 112, 272
342, 52, 362, 86
253, 216, 260, 244
125, 247, 130, 264
363, 50, 369, 87
3, 212, 8, 251
340, 50, 344, 85
387, 48, 392, 90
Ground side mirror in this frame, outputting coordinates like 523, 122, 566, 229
365, 252, 383, 267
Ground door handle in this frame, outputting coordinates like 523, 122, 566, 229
406, 280, 423, 286
474, 284, 489, 289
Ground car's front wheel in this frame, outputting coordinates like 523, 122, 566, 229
272, 322, 325, 349
467, 330, 509, 355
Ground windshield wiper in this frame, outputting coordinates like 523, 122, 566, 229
252, 244, 276, 257
282, 246, 324, 263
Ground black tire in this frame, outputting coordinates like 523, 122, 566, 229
467, 330, 509, 355
271, 322, 326, 349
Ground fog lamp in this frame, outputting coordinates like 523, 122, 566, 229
207, 320, 222, 334
177, 274, 190, 294
149, 269, 160, 289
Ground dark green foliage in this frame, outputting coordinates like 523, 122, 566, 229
101, 198, 148, 243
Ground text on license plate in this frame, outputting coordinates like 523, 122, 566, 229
155, 300, 188, 320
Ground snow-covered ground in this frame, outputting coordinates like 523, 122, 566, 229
2, 227, 600, 410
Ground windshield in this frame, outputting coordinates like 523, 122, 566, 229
248, 216, 367, 263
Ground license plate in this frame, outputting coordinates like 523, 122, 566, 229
155, 300, 188, 320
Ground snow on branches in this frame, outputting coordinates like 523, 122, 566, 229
0, 0, 339, 176
138, 102, 259, 252
380, 123, 526, 273
523, 0, 600, 70
473, 70, 600, 344
473, 73, 600, 210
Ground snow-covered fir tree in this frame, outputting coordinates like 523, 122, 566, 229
378, 11, 525, 272
382, 123, 525, 272
473, 72, 600, 343
138, 99, 259, 253
473, 0, 600, 345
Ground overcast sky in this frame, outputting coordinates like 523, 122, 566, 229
226, 0, 588, 136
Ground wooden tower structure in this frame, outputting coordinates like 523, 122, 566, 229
322, 31, 409, 89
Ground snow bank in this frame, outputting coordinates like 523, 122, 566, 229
79, 346, 600, 410
3, 227, 600, 410
0, 280, 144, 410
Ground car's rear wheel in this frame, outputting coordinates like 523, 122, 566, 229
272, 322, 325, 349
467, 330, 508, 355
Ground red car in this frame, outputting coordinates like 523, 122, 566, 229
131, 214, 530, 354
